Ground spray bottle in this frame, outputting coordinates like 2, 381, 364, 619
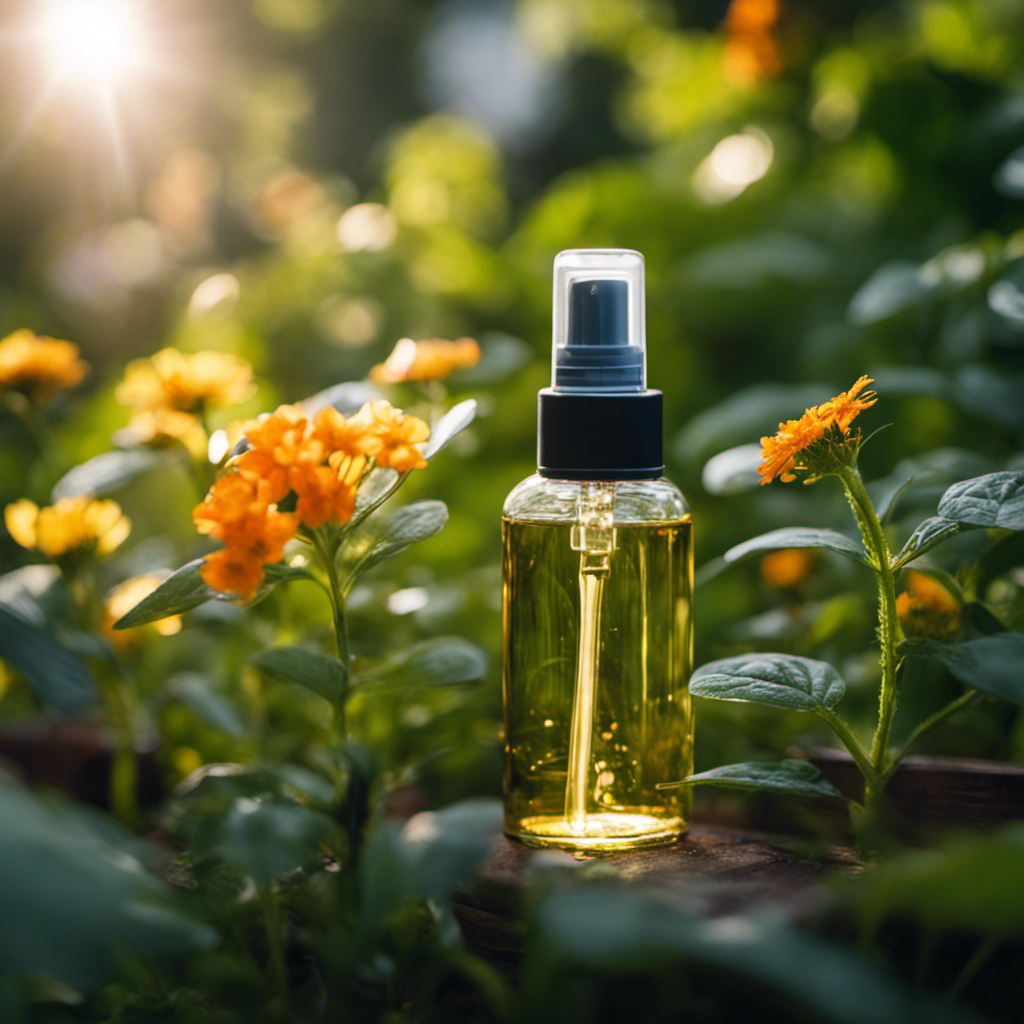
502, 248, 694, 851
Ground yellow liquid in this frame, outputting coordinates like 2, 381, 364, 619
502, 517, 694, 851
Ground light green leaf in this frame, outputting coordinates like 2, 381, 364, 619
112, 559, 215, 629
357, 637, 487, 692
658, 760, 844, 801
893, 516, 969, 567
690, 653, 845, 711
353, 467, 401, 517
251, 646, 347, 705
51, 448, 168, 500
725, 527, 870, 567
339, 500, 448, 588
936, 470, 1024, 530
423, 399, 477, 459
262, 563, 316, 585
900, 634, 1024, 705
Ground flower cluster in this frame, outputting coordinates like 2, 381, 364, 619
117, 348, 256, 458
370, 337, 480, 385
896, 570, 961, 640
0, 330, 88, 402
723, 0, 783, 84
758, 376, 877, 486
4, 496, 130, 559
194, 400, 430, 598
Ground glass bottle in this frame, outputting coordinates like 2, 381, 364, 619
502, 249, 694, 851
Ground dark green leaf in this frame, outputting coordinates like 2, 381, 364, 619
936, 470, 1024, 530
850, 823, 1024, 937
725, 527, 870, 567
50, 449, 168, 500
112, 559, 215, 629
893, 516, 969, 567
213, 797, 340, 885
0, 777, 215, 990
690, 653, 845, 711
339, 500, 448, 588
357, 637, 487, 692
423, 399, 477, 459
875, 475, 916, 523
262, 563, 315, 585
659, 760, 844, 800
673, 384, 831, 465
0, 608, 96, 716
251, 646, 347, 705
847, 262, 927, 325
900, 634, 1024, 704
954, 366, 1024, 432
533, 888, 972, 1024
168, 673, 246, 738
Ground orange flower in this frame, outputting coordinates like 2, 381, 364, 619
5, 496, 130, 558
313, 406, 376, 459
103, 575, 183, 646
723, 0, 783, 84
758, 377, 876, 486
816, 375, 877, 434
760, 548, 815, 589
200, 548, 267, 600
370, 337, 481, 385
0, 330, 88, 401
117, 348, 255, 413
897, 570, 961, 640
126, 407, 209, 459
357, 401, 430, 471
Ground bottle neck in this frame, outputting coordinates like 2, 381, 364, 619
536, 388, 663, 481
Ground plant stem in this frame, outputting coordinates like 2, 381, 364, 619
817, 707, 873, 779
838, 467, 902, 809
258, 884, 288, 1000
310, 529, 350, 741
882, 689, 980, 782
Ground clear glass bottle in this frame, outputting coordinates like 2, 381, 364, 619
502, 250, 694, 851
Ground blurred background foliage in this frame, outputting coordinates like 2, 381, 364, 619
2, 0, 1024, 1019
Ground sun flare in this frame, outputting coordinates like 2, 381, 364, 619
38, 0, 149, 87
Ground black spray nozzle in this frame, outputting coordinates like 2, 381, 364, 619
555, 278, 642, 390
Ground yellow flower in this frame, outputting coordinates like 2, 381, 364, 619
896, 570, 961, 640
117, 348, 256, 413
0, 330, 88, 401
760, 548, 815, 589
126, 407, 209, 459
370, 337, 481, 385
758, 377, 877, 486
103, 575, 183, 646
5, 496, 131, 558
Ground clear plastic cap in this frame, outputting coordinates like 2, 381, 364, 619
552, 248, 646, 393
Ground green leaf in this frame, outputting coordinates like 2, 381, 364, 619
0, 777, 215, 991
167, 673, 246, 738
893, 516, 969, 567
673, 383, 831, 465
725, 527, 870, 567
690, 653, 845, 712
533, 888, 973, 1024
112, 559, 215, 629
50, 448, 168, 500
353, 467, 401, 517
251, 646, 347, 705
850, 823, 1024, 937
212, 797, 340, 886
936, 470, 1024, 530
658, 760, 844, 801
847, 261, 927, 325
423, 399, 476, 459
0, 608, 96, 716
262, 563, 316, 585
900, 634, 1024, 704
357, 637, 487, 692
339, 500, 448, 588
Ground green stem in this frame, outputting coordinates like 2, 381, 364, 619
817, 707, 874, 781
838, 468, 901, 778
310, 529, 350, 741
948, 935, 999, 1000
882, 689, 980, 782
258, 884, 288, 1000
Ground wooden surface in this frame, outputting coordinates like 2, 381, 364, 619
453, 824, 861, 971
